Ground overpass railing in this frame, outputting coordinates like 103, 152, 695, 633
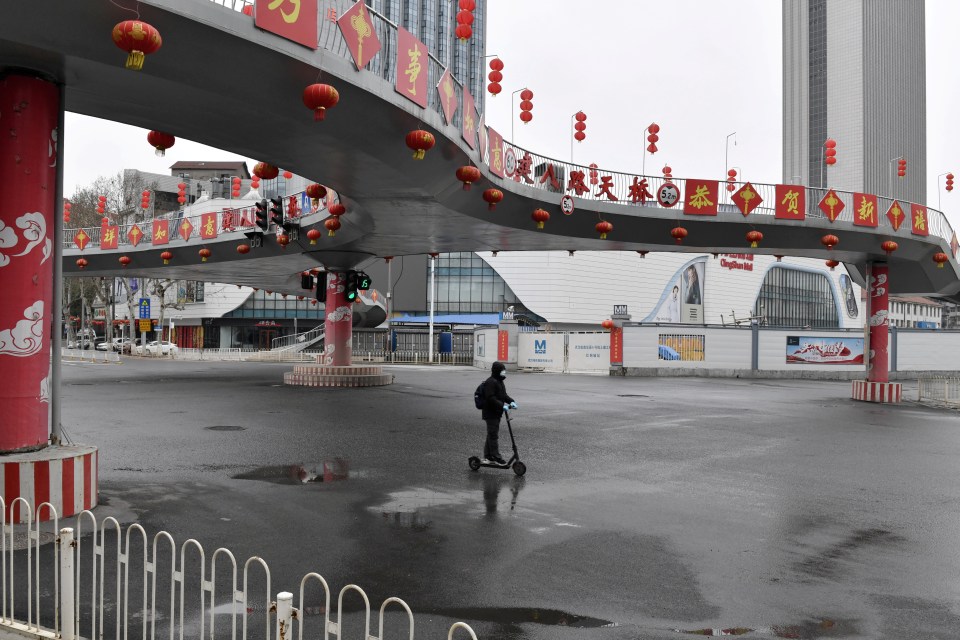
0, 500, 480, 640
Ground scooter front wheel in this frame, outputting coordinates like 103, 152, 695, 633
512, 461, 526, 477
468, 456, 481, 471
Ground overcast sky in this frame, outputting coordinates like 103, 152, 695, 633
63, 1, 960, 226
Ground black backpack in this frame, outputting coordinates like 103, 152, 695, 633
474, 381, 485, 410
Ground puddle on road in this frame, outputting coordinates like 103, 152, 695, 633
431, 607, 614, 628
233, 460, 352, 484
677, 617, 857, 638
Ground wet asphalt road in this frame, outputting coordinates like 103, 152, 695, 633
60, 358, 960, 640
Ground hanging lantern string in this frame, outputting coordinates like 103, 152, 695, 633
109, 0, 140, 18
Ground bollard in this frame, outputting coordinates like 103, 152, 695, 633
59, 528, 75, 640
275, 592, 293, 640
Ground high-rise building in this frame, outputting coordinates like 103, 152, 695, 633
782, 0, 926, 204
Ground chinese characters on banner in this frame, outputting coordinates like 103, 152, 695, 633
609, 326, 623, 366
200, 213, 218, 240
436, 67, 458, 125
395, 27, 427, 108
775, 184, 805, 220
461, 88, 477, 150
852, 192, 878, 227
487, 127, 504, 178
337, 0, 381, 70
100, 225, 119, 250
683, 179, 719, 215
152, 220, 169, 246
911, 204, 928, 236
497, 330, 509, 360
254, 0, 318, 49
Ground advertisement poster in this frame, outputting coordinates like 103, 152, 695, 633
658, 334, 705, 361
647, 259, 706, 324
786, 336, 864, 364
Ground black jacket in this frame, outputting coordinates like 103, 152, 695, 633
481, 374, 514, 420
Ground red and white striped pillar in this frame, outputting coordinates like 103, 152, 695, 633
853, 261, 901, 403
323, 271, 353, 366
0, 74, 57, 453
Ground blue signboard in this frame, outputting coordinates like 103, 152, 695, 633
138, 298, 151, 319
300, 192, 312, 214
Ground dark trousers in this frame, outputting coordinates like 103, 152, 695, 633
484, 417, 502, 459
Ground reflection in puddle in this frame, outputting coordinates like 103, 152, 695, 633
233, 460, 351, 485
431, 606, 614, 628
677, 618, 855, 638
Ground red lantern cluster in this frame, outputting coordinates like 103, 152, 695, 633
726, 168, 737, 192
934, 252, 949, 268
574, 111, 587, 143
405, 129, 435, 160
898, 157, 907, 178
824, 138, 837, 165
487, 58, 503, 97
326, 202, 346, 236
589, 163, 599, 186
141, 190, 150, 211
97, 195, 106, 216
63, 200, 71, 224
646, 123, 660, 154
456, 0, 475, 41
177, 182, 186, 206
483, 188, 503, 210
231, 176, 241, 198
746, 230, 763, 248
199, 248, 211, 262
947, 173, 955, 193
821, 234, 839, 250
307, 228, 322, 245
596, 220, 613, 239
671, 226, 688, 245
251, 175, 261, 193
112, 20, 162, 70
254, 162, 279, 180
519, 89, 533, 124
881, 240, 898, 255
147, 130, 175, 157
76, 258, 88, 270
531, 208, 550, 230
160, 250, 173, 265
456, 165, 481, 190
303, 83, 339, 121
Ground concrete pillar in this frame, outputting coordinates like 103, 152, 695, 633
323, 271, 353, 366
0, 74, 59, 452
867, 262, 890, 383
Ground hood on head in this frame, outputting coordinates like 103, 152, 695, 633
491, 361, 506, 376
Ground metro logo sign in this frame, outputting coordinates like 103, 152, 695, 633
255, 0, 318, 49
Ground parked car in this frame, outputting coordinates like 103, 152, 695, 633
138, 340, 179, 356
112, 338, 132, 352
94, 341, 111, 351
67, 338, 94, 350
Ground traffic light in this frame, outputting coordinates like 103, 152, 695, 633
269, 197, 284, 227
316, 272, 327, 303
344, 271, 359, 302
898, 157, 906, 178
357, 271, 372, 290
255, 199, 269, 231
300, 273, 314, 290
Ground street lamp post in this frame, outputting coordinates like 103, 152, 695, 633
937, 172, 950, 210
510, 88, 523, 143
725, 131, 737, 177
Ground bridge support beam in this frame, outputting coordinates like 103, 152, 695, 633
324, 271, 353, 366
853, 261, 901, 403
0, 73, 98, 518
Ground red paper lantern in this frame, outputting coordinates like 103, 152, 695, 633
282, 171, 293, 180
112, 20, 162, 70
881, 240, 898, 255
307, 229, 322, 245
119, 256, 131, 267
456, 165, 481, 190
488, 82, 502, 96
276, 234, 290, 248
327, 202, 346, 216
306, 183, 327, 205
531, 208, 550, 230
825, 259, 840, 270
160, 251, 173, 265
483, 188, 503, 210
662, 165, 673, 180
520, 89, 533, 101
242, 5, 253, 16
519, 111, 533, 123
824, 138, 837, 166
198, 248, 211, 262
671, 226, 688, 244
302, 83, 339, 121
596, 220, 613, 239
574, 132, 586, 142
146, 131, 175, 157
253, 162, 280, 180
601, 319, 615, 330
519, 89, 533, 124
455, 24, 472, 41
746, 230, 763, 248
821, 234, 839, 250
76, 258, 88, 270
934, 252, 949, 268
237, 244, 251, 254
325, 217, 341, 236
489, 57, 503, 71
647, 123, 660, 154
405, 129, 435, 160
177, 196, 186, 205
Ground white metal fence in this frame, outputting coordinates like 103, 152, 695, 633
60, 348, 120, 364
0, 499, 480, 640
918, 377, 960, 407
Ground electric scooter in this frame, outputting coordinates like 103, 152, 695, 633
468, 410, 526, 476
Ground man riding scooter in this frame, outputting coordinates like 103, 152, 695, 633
480, 361, 517, 464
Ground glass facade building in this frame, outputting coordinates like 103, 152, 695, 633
434, 252, 520, 314
754, 266, 839, 328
